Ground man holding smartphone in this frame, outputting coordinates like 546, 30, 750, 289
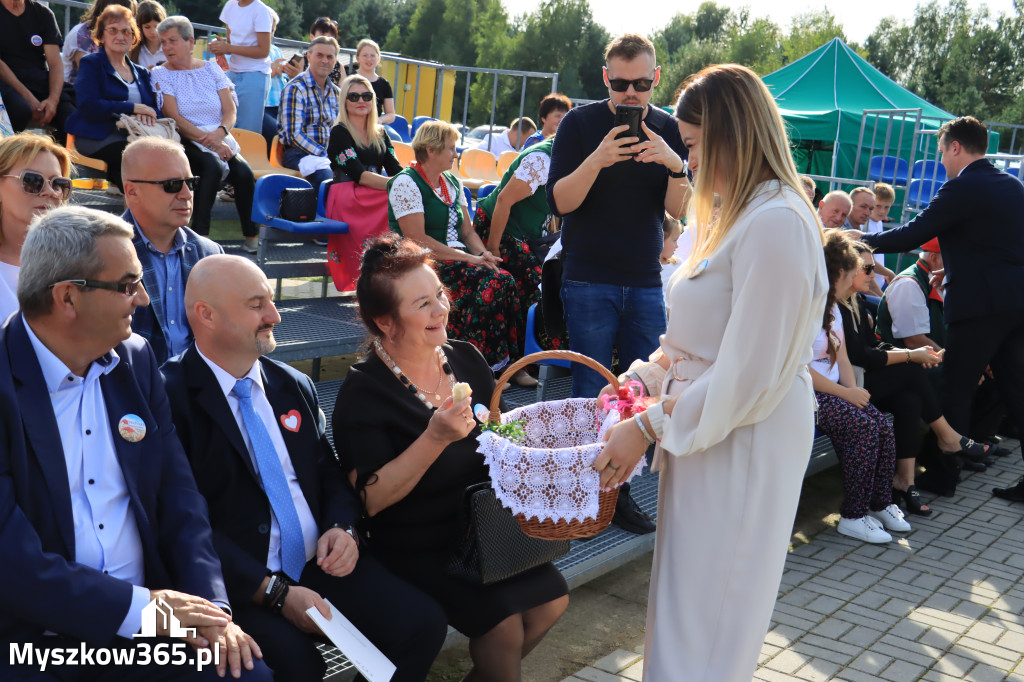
547, 33, 689, 534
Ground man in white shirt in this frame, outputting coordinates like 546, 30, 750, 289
1, 206, 269, 681
876, 239, 945, 350
479, 117, 537, 156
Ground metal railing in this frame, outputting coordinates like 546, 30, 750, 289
47, 0, 559, 142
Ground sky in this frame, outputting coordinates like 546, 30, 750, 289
504, 0, 1018, 43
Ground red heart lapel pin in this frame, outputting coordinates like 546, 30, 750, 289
280, 410, 301, 432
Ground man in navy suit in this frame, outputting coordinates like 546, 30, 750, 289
0, 206, 270, 681
121, 138, 224, 364
855, 117, 1024, 498
161, 255, 447, 681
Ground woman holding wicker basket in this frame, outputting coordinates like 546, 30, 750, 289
333, 233, 569, 681
595, 65, 829, 682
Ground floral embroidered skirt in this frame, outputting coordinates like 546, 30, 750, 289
472, 208, 564, 353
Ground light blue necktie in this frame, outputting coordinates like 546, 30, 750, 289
232, 378, 307, 581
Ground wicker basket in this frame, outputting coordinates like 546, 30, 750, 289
482, 350, 623, 540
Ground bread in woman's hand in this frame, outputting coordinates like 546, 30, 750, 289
452, 382, 472, 403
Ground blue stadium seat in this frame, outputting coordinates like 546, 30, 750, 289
391, 115, 412, 142
912, 159, 947, 182
868, 155, 909, 185
462, 185, 472, 213
906, 178, 942, 208
252, 174, 349, 234
476, 184, 497, 202
383, 125, 402, 142
525, 303, 570, 369
411, 115, 435, 137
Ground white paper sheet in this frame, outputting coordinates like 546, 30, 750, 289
306, 600, 396, 682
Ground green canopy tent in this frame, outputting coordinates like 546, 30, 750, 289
763, 38, 957, 182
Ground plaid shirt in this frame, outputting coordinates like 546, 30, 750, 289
279, 70, 340, 156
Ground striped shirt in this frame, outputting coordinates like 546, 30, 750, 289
278, 70, 340, 156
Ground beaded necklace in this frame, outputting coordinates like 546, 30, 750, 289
374, 339, 455, 410
412, 161, 453, 205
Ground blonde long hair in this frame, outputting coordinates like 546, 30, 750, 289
335, 74, 386, 154
675, 64, 822, 272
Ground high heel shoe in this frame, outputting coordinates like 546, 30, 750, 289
894, 486, 933, 516
940, 436, 989, 457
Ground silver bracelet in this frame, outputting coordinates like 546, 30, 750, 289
634, 413, 656, 444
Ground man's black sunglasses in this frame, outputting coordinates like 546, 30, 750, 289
128, 176, 199, 193
50, 276, 145, 296
607, 78, 654, 93
346, 92, 374, 102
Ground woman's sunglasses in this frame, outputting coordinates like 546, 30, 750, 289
862, 263, 875, 275
346, 92, 374, 103
3, 171, 72, 200
607, 78, 654, 92
127, 176, 199, 193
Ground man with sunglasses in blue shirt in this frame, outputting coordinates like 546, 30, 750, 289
121, 138, 224, 364
547, 33, 689, 534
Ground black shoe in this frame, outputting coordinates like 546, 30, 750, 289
961, 458, 988, 472
993, 481, 1024, 503
612, 490, 656, 534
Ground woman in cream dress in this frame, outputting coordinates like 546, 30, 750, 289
596, 65, 829, 682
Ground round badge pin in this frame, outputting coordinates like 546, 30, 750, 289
687, 258, 709, 279
30, 35, 43, 47
118, 414, 146, 442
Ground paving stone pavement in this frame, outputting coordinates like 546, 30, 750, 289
563, 439, 1024, 682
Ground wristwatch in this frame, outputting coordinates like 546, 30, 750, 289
219, 125, 230, 136
331, 523, 358, 544
668, 166, 687, 179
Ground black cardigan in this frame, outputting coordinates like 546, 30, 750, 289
838, 294, 894, 371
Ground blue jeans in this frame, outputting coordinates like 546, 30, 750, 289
227, 70, 270, 133
281, 145, 332, 196
561, 280, 667, 398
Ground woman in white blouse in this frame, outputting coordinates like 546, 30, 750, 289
0, 134, 72, 321
595, 65, 828, 682
387, 120, 524, 372
471, 136, 558, 385
152, 15, 258, 252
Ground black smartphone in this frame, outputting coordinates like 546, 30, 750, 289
288, 53, 303, 67
613, 104, 643, 141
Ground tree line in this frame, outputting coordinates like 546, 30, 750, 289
143, 0, 1024, 130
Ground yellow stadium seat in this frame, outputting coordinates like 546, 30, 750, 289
392, 140, 415, 168
232, 128, 298, 179
269, 135, 292, 170
67, 134, 108, 173
459, 148, 500, 191
497, 150, 518, 177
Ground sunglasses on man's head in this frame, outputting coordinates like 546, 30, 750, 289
346, 92, 374, 103
3, 171, 72, 200
127, 176, 199, 193
607, 78, 654, 93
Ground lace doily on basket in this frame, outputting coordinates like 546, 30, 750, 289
476, 398, 647, 524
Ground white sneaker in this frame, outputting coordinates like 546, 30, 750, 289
870, 504, 912, 533
837, 516, 892, 543
863, 515, 884, 530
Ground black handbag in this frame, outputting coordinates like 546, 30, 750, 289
446, 482, 570, 585
527, 230, 561, 263
279, 187, 317, 221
